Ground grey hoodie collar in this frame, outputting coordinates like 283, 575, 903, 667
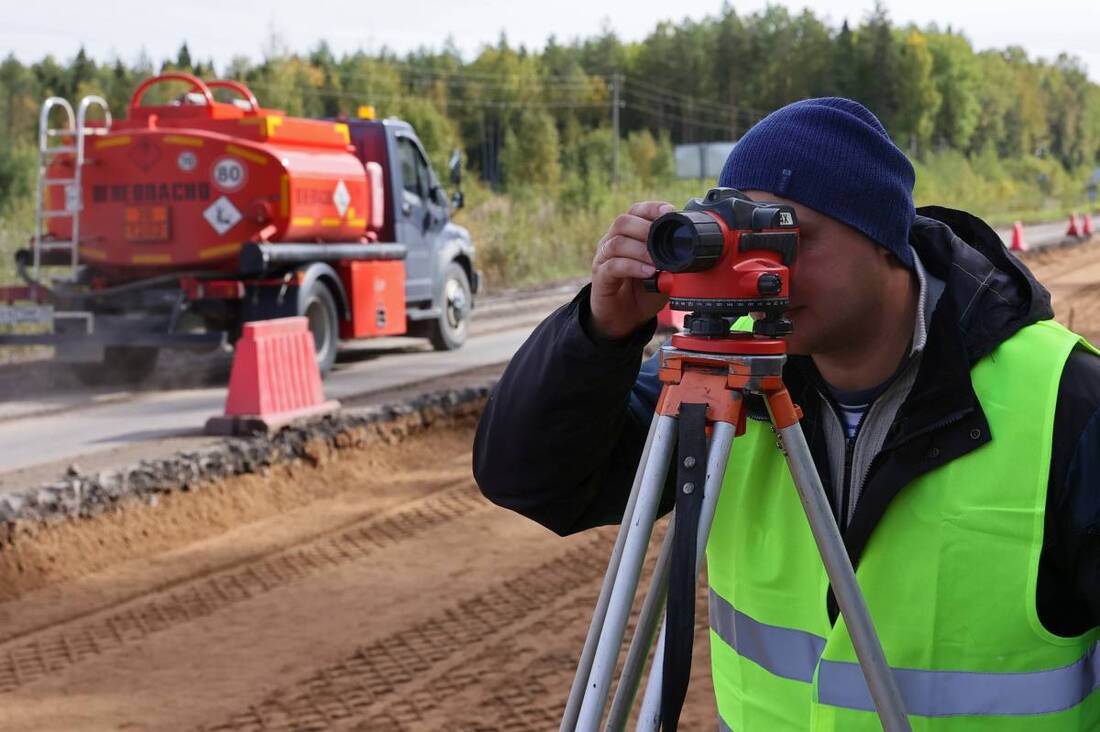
910, 246, 945, 356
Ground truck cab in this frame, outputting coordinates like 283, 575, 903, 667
345, 118, 479, 350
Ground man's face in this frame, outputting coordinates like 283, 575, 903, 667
741, 189, 899, 356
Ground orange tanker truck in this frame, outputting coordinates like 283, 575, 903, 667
0, 73, 479, 384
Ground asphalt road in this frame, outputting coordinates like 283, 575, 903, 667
0, 283, 579, 493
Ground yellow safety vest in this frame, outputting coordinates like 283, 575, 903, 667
707, 320, 1100, 730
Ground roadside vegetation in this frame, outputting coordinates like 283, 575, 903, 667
2, 3, 1098, 289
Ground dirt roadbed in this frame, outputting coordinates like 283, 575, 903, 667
0, 395, 714, 731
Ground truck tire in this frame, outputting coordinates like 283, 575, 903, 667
301, 279, 339, 375
425, 262, 471, 351
70, 346, 160, 387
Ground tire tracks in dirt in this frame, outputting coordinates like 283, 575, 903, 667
200, 533, 613, 732
200, 522, 717, 732
0, 481, 489, 696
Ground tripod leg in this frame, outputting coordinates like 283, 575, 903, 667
633, 421, 737, 732
575, 415, 678, 731
604, 518, 674, 732
562, 416, 662, 732
635, 620, 666, 731
776, 419, 912, 732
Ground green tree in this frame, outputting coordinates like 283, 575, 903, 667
501, 110, 561, 190
853, 2, 900, 126
0, 56, 36, 149
893, 29, 940, 155
927, 31, 980, 149
175, 42, 193, 72
832, 20, 859, 99
1000, 47, 1049, 157
968, 51, 1013, 156
1043, 55, 1095, 168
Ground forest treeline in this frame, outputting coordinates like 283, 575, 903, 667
1, 3, 1098, 284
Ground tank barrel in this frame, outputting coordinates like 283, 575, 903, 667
240, 242, 407, 276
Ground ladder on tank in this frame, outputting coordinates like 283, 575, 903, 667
33, 96, 112, 281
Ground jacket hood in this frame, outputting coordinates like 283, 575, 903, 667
912, 205, 1053, 363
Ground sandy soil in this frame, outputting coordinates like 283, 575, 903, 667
0, 415, 714, 731
1, 239, 1099, 730
1026, 239, 1100, 343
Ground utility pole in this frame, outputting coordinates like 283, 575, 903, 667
611, 73, 621, 185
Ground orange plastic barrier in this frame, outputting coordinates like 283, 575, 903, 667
205, 316, 339, 435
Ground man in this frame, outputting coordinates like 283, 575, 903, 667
473, 98, 1100, 729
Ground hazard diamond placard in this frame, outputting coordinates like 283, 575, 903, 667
203, 196, 242, 236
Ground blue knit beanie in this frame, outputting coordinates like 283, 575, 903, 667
718, 97, 916, 268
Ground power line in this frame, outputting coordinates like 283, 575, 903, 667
624, 74, 734, 115
625, 100, 739, 136
624, 87, 737, 127
625, 86, 768, 131
624, 86, 732, 119
625, 74, 773, 121
333, 67, 600, 93
245, 82, 609, 110
392, 66, 602, 88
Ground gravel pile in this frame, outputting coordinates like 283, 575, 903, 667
0, 385, 492, 531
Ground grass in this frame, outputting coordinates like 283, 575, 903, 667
458, 177, 707, 291
0, 196, 33, 286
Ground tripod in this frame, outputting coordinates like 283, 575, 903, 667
560, 332, 912, 732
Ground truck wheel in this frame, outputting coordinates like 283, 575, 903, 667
70, 346, 160, 387
426, 262, 471, 351
301, 279, 339, 375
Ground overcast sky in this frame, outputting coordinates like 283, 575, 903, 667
3, 0, 1098, 83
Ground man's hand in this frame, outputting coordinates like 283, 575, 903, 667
589, 201, 674, 341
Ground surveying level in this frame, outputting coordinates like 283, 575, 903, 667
560, 189, 912, 731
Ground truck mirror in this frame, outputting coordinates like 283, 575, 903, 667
448, 149, 462, 187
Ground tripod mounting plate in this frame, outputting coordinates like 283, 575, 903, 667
656, 344, 802, 429
670, 331, 786, 355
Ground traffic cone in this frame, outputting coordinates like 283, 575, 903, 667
1083, 213, 1094, 237
1067, 213, 1081, 238
1010, 221, 1027, 252
205, 316, 340, 436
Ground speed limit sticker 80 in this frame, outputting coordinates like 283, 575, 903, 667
211, 157, 247, 192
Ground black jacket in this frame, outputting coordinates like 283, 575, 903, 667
474, 206, 1100, 637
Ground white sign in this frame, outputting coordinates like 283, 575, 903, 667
779, 212, 794, 226
178, 151, 197, 172
0, 305, 53, 327
212, 157, 247, 192
333, 179, 350, 217
203, 196, 242, 235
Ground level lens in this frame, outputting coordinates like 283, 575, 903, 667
648, 211, 724, 273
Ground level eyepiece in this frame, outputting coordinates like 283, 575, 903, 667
648, 211, 724, 273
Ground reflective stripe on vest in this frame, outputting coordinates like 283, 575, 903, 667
710, 587, 1100, 717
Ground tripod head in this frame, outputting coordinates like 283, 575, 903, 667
644, 187, 799, 356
